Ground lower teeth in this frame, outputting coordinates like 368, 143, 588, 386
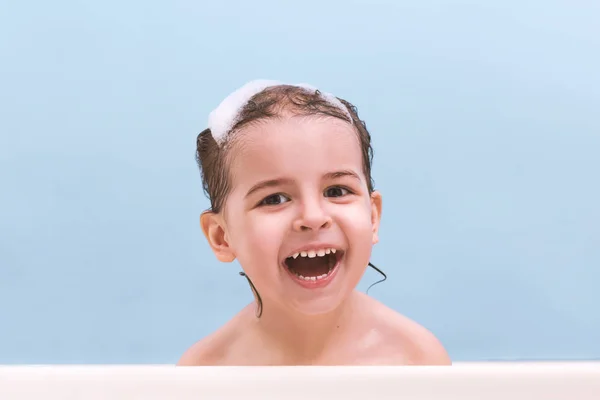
293, 267, 334, 281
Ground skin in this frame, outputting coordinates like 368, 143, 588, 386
178, 114, 451, 366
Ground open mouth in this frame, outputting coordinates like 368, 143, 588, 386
283, 247, 343, 282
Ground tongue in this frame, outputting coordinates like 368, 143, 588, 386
287, 256, 331, 277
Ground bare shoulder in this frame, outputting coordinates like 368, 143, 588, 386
177, 330, 224, 366
176, 307, 250, 366
358, 293, 452, 365
392, 314, 452, 365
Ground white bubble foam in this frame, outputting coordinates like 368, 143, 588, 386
207, 79, 352, 145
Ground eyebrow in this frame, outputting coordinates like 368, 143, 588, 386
323, 169, 361, 182
244, 170, 361, 199
245, 178, 293, 199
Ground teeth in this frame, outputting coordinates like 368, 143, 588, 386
288, 248, 339, 259
295, 271, 333, 281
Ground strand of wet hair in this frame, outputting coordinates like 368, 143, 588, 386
239, 271, 263, 318
365, 262, 387, 295
239, 263, 386, 318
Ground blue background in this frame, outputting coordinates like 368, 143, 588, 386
1, 0, 598, 363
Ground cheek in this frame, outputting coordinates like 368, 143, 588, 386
228, 212, 288, 267
338, 198, 373, 230
336, 201, 375, 250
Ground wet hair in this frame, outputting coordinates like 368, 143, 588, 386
196, 85, 386, 317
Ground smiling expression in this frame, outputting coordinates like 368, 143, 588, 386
204, 115, 382, 315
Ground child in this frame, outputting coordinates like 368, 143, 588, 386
178, 80, 451, 366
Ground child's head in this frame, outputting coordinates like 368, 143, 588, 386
196, 81, 382, 317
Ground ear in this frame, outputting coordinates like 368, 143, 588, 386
200, 211, 236, 263
370, 191, 382, 245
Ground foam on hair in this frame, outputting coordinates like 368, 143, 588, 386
207, 79, 352, 145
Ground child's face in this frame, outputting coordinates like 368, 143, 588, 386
205, 115, 382, 316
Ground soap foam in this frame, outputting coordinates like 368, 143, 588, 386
207, 80, 352, 145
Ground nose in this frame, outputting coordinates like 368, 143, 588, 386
292, 199, 332, 232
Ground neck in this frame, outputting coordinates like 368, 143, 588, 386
251, 291, 359, 364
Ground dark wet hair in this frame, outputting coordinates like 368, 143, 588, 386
196, 84, 386, 317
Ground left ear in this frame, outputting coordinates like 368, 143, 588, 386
370, 191, 382, 244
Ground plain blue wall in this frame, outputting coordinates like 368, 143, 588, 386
1, 0, 598, 363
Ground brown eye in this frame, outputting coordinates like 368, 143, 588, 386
260, 194, 290, 206
324, 187, 350, 198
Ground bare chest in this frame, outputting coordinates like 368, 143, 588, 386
218, 330, 412, 366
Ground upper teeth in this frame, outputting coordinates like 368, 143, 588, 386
290, 248, 336, 259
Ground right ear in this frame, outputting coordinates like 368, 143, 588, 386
200, 211, 236, 263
